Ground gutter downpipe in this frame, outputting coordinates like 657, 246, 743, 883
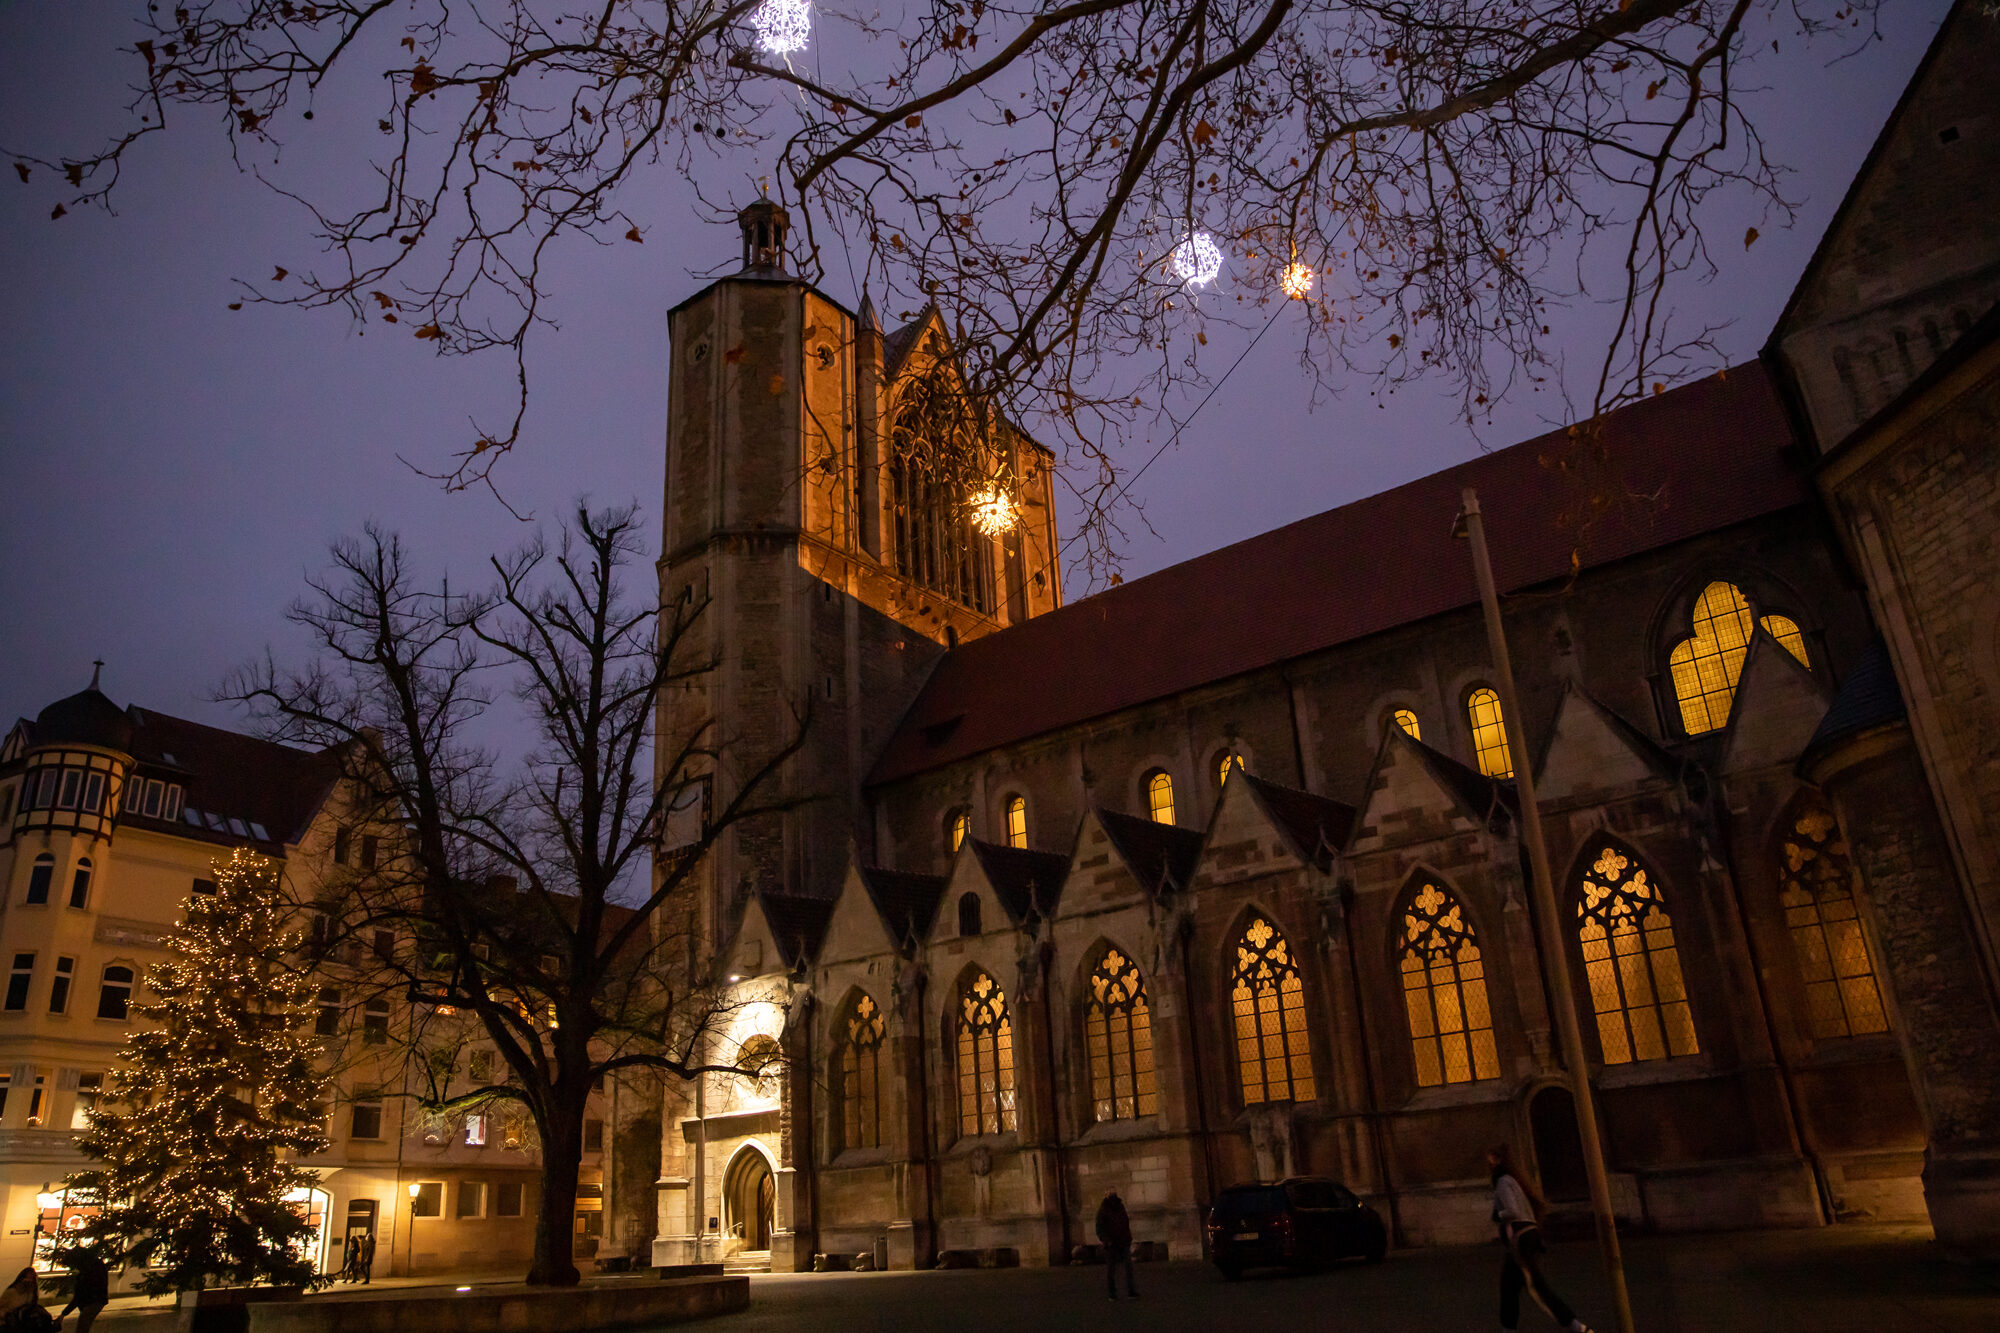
1037, 933, 1073, 1261
1178, 906, 1219, 1246
1334, 866, 1403, 1246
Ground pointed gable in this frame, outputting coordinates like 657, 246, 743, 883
1536, 683, 1677, 804
969, 839, 1069, 924
1720, 631, 1836, 774
1350, 728, 1515, 855
1096, 807, 1204, 895
821, 865, 904, 963
856, 864, 948, 956
1195, 768, 1335, 887
725, 895, 785, 982
761, 892, 835, 971
1242, 774, 1355, 871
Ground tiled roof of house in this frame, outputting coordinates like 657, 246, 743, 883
968, 839, 1070, 923
1095, 807, 1204, 895
856, 865, 949, 952
1801, 639, 1908, 765
871, 362, 1804, 784
760, 892, 837, 970
1242, 774, 1357, 871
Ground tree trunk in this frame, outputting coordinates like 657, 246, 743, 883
527, 1096, 584, 1286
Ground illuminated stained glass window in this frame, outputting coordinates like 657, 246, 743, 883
890, 372, 996, 614
956, 971, 1016, 1137
1230, 916, 1315, 1104
1005, 796, 1027, 849
1668, 582, 1813, 736
839, 994, 887, 1150
1391, 709, 1421, 742
1577, 845, 1698, 1064
1086, 949, 1157, 1122
1146, 771, 1175, 825
1466, 688, 1512, 779
1217, 751, 1240, 790
947, 810, 968, 854
1399, 882, 1500, 1086
1781, 802, 1887, 1039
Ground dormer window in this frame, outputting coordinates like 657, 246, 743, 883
958, 892, 983, 938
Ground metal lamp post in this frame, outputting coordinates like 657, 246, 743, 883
406, 1180, 421, 1279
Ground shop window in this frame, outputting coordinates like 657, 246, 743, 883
1085, 948, 1157, 1122
495, 1182, 524, 1217
838, 993, 886, 1152
1576, 844, 1698, 1063
410, 1182, 444, 1218
1230, 916, 1316, 1104
1145, 771, 1175, 826
68, 858, 92, 909
957, 892, 982, 938
1466, 688, 1512, 779
351, 1100, 384, 1140
1004, 795, 1027, 849
956, 971, 1017, 1137
6, 954, 34, 1011
26, 855, 53, 905
1398, 882, 1500, 1086
96, 965, 134, 1021
1781, 802, 1888, 1039
1390, 709, 1422, 742
48, 957, 73, 1015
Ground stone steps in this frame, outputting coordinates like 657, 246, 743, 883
723, 1250, 772, 1275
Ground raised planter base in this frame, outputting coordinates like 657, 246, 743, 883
242, 1276, 746, 1333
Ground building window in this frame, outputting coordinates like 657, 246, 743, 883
1085, 948, 1157, 1123
68, 858, 92, 909
190, 878, 217, 897
71, 1073, 103, 1130
1667, 581, 1811, 735
57, 770, 81, 810
360, 834, 379, 870
26, 854, 53, 905
889, 371, 996, 614
373, 930, 396, 964
1398, 882, 1500, 1086
838, 993, 886, 1152
1217, 751, 1240, 789
362, 999, 390, 1043
495, 1181, 524, 1217
946, 809, 969, 854
1004, 795, 1027, 848
96, 965, 134, 1021
1577, 844, 1698, 1063
1781, 802, 1888, 1039
1145, 771, 1175, 826
6, 954, 35, 1012
956, 971, 1017, 1137
1390, 709, 1422, 742
27, 1075, 46, 1126
456, 1182, 486, 1218
81, 772, 105, 813
49, 957, 73, 1015
315, 987, 342, 1036
1230, 915, 1316, 1105
583, 1119, 606, 1153
469, 1049, 493, 1082
1465, 688, 1512, 779
957, 892, 982, 938
333, 827, 352, 865
465, 1112, 488, 1147
350, 1099, 384, 1140
410, 1182, 444, 1218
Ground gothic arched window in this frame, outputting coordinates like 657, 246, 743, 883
1230, 916, 1316, 1105
1145, 771, 1175, 825
1466, 688, 1512, 779
1390, 709, 1422, 742
889, 371, 996, 614
1668, 581, 1812, 735
957, 892, 983, 938
1085, 948, 1157, 1123
1216, 751, 1240, 790
838, 994, 887, 1151
1577, 844, 1698, 1064
946, 809, 969, 854
1781, 801, 1888, 1039
956, 971, 1017, 1137
1004, 795, 1028, 848
1399, 881, 1500, 1086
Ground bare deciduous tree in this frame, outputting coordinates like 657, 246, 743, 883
10, 1, 1882, 577
228, 504, 807, 1286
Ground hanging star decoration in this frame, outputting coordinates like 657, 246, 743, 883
969, 487, 1020, 537
751, 0, 812, 57
1281, 261, 1314, 300
1170, 231, 1224, 289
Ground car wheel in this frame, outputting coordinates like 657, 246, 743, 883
1364, 1231, 1387, 1264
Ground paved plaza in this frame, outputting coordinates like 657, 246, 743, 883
710, 1227, 1995, 1333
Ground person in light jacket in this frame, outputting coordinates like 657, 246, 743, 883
1489, 1145, 1593, 1333
1093, 1189, 1138, 1301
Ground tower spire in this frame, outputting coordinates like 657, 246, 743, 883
737, 199, 790, 274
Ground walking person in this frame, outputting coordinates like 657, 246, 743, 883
53, 1246, 108, 1333
0, 1267, 50, 1333
1094, 1188, 1138, 1301
356, 1230, 376, 1285
1489, 1145, 1593, 1333
339, 1233, 359, 1284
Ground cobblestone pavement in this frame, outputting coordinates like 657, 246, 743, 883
713, 1227, 1998, 1333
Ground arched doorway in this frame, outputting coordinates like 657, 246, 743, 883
723, 1148, 775, 1251
1529, 1085, 1590, 1203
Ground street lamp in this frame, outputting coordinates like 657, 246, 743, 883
407, 1181, 421, 1279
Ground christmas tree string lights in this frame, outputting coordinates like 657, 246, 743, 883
66, 849, 331, 1295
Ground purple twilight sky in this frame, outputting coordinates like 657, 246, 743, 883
0, 2, 1954, 736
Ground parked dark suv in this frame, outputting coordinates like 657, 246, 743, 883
1206, 1177, 1388, 1278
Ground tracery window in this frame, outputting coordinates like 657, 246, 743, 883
956, 971, 1016, 1136
889, 372, 996, 614
1390, 709, 1422, 742
1085, 949, 1157, 1122
838, 994, 887, 1151
1217, 751, 1240, 789
1466, 688, 1512, 779
1399, 882, 1500, 1086
1577, 845, 1698, 1064
1005, 795, 1028, 849
1780, 802, 1888, 1039
1230, 916, 1316, 1104
1667, 581, 1812, 735
738, 1034, 782, 1104
1145, 771, 1175, 825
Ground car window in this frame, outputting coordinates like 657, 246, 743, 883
1284, 1180, 1336, 1208
1330, 1184, 1360, 1208
1216, 1186, 1288, 1218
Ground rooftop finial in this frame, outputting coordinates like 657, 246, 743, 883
90, 660, 104, 690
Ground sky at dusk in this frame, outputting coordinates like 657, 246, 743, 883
0, 1, 1955, 738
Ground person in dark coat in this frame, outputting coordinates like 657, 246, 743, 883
1093, 1189, 1137, 1300
54, 1246, 108, 1333
356, 1230, 376, 1285
339, 1233, 359, 1283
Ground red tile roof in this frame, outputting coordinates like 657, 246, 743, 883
871, 363, 1804, 784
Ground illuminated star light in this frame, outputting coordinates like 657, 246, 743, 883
1170, 230, 1224, 289
969, 488, 1020, 537
1281, 261, 1314, 300
751, 0, 812, 57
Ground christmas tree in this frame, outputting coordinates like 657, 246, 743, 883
70, 848, 332, 1294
